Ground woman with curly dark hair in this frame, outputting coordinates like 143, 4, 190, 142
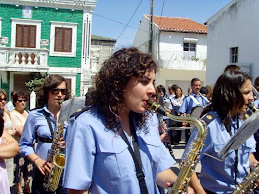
187, 70, 258, 193
20, 74, 70, 194
63, 48, 202, 193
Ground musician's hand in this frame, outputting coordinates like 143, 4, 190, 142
187, 187, 195, 194
162, 121, 168, 132
160, 133, 170, 143
182, 122, 187, 127
34, 157, 52, 175
57, 137, 65, 149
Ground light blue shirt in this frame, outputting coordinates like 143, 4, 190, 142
20, 105, 66, 161
186, 111, 256, 193
63, 108, 175, 193
178, 92, 209, 115
254, 99, 259, 109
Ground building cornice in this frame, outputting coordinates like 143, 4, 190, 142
0, 0, 96, 11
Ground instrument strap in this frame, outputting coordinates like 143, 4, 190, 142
43, 110, 54, 138
120, 114, 149, 194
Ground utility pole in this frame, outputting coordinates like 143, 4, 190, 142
148, 0, 153, 56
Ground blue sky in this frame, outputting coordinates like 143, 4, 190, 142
92, 0, 232, 50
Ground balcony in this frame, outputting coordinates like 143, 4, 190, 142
158, 51, 207, 70
0, 37, 49, 72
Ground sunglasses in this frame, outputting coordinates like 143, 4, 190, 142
0, 98, 7, 102
17, 99, 26, 103
51, 88, 67, 95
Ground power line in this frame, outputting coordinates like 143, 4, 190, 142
117, 0, 143, 41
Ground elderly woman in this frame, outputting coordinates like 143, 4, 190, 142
11, 91, 33, 194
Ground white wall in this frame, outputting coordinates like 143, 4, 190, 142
206, 0, 259, 85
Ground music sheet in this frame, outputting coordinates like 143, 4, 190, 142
218, 111, 259, 159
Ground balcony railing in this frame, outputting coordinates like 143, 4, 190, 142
157, 51, 207, 70
0, 47, 49, 67
0, 37, 49, 70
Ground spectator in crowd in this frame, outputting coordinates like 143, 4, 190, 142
85, 87, 95, 106
200, 86, 208, 97
11, 91, 34, 194
206, 85, 213, 102
0, 108, 20, 194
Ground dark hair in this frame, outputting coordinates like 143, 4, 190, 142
224, 64, 240, 72
13, 91, 27, 107
36, 75, 71, 108
202, 71, 251, 122
157, 85, 166, 95
200, 86, 208, 95
0, 109, 4, 137
0, 89, 7, 99
191, 78, 201, 85
254, 76, 259, 92
175, 87, 183, 98
92, 47, 157, 131
85, 87, 95, 106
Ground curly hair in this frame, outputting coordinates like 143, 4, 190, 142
202, 70, 251, 124
36, 75, 71, 108
92, 47, 158, 131
12, 91, 27, 107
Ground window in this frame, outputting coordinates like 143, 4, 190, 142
230, 47, 238, 63
16, 24, 36, 48
183, 43, 196, 52
54, 27, 72, 52
50, 21, 77, 57
183, 43, 196, 60
11, 18, 42, 48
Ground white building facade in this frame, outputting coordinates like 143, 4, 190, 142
206, 0, 259, 85
133, 15, 207, 94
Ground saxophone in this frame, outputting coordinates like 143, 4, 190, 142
43, 100, 66, 192
232, 102, 259, 194
43, 122, 65, 192
147, 101, 207, 194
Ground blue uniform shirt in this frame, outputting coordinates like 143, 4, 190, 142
178, 92, 209, 115
20, 106, 66, 161
63, 108, 175, 193
185, 111, 256, 193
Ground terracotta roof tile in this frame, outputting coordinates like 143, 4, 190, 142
145, 15, 207, 34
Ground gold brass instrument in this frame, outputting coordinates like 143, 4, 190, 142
232, 102, 259, 194
147, 101, 207, 193
43, 122, 65, 192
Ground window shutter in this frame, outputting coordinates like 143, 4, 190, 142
15, 24, 36, 48
54, 27, 72, 52
16, 25, 23, 47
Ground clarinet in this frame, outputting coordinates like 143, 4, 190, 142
158, 114, 173, 156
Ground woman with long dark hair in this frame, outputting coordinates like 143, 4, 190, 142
20, 75, 71, 194
63, 48, 203, 193
188, 70, 257, 193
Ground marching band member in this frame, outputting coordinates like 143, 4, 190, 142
63, 48, 203, 194
20, 75, 70, 194
178, 78, 209, 143
187, 70, 258, 193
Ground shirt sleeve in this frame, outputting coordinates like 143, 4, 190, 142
19, 111, 36, 157
63, 114, 96, 190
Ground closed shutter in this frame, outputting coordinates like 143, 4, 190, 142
54, 27, 72, 52
16, 24, 36, 48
